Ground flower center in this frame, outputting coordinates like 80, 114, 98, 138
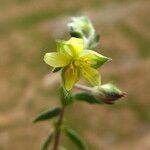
74, 60, 81, 66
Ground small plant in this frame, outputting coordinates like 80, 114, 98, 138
33, 16, 125, 150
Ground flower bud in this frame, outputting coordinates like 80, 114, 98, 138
68, 16, 93, 37
92, 83, 126, 104
68, 16, 100, 49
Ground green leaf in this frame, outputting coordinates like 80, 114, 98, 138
65, 128, 88, 150
42, 132, 53, 150
33, 107, 61, 123
73, 92, 102, 104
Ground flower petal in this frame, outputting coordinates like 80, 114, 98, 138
44, 52, 70, 67
62, 64, 80, 91
81, 64, 101, 86
67, 37, 84, 57
80, 50, 111, 68
56, 40, 72, 57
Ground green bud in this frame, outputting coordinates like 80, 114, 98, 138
92, 83, 126, 104
68, 16, 100, 49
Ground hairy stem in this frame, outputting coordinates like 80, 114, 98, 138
75, 84, 92, 92
53, 106, 65, 150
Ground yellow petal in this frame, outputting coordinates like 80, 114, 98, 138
56, 40, 72, 57
62, 64, 80, 91
67, 37, 84, 57
44, 52, 70, 67
80, 50, 111, 68
81, 64, 101, 86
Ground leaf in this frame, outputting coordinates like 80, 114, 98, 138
65, 128, 88, 150
73, 92, 102, 104
33, 107, 61, 123
42, 132, 53, 150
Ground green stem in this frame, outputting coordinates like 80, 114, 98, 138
53, 106, 65, 150
52, 84, 92, 150
75, 84, 92, 92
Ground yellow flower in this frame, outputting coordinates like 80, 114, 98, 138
44, 37, 111, 91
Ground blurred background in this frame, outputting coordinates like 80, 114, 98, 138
0, 0, 150, 149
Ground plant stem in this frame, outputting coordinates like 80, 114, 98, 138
75, 84, 92, 92
53, 106, 65, 150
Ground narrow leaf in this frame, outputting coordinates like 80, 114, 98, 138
73, 92, 102, 104
65, 128, 87, 150
42, 132, 54, 150
33, 107, 61, 123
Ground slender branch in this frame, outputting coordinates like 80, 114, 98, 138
74, 84, 92, 92
53, 106, 65, 150
52, 84, 91, 150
